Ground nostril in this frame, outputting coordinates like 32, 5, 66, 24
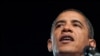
62, 28, 72, 33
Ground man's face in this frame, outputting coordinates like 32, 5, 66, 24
52, 11, 90, 53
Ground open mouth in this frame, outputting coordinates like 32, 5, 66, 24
59, 35, 74, 43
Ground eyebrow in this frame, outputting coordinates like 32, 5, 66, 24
54, 19, 84, 27
72, 20, 83, 26
55, 20, 66, 26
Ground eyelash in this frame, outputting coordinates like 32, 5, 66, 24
73, 24, 81, 27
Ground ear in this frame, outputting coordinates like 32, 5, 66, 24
47, 39, 52, 52
89, 39, 96, 48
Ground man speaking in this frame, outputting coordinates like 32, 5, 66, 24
47, 9, 99, 56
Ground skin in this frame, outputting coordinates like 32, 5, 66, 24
48, 10, 96, 56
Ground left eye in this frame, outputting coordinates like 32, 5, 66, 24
73, 24, 78, 26
73, 24, 80, 27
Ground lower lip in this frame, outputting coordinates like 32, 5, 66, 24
60, 40, 73, 44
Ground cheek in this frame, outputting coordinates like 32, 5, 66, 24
74, 29, 89, 51
74, 29, 89, 44
54, 29, 62, 38
53, 29, 62, 44
75, 27, 88, 38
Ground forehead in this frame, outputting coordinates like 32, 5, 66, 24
55, 11, 86, 23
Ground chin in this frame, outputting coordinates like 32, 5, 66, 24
59, 49, 76, 53
58, 47, 79, 53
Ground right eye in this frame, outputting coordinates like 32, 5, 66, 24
55, 24, 63, 28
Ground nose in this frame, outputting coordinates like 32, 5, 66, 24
61, 24, 73, 33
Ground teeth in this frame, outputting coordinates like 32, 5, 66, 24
63, 37, 71, 40
60, 36, 74, 41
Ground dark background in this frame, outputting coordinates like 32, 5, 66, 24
1, 1, 100, 56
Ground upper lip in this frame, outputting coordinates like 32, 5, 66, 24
59, 34, 74, 42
